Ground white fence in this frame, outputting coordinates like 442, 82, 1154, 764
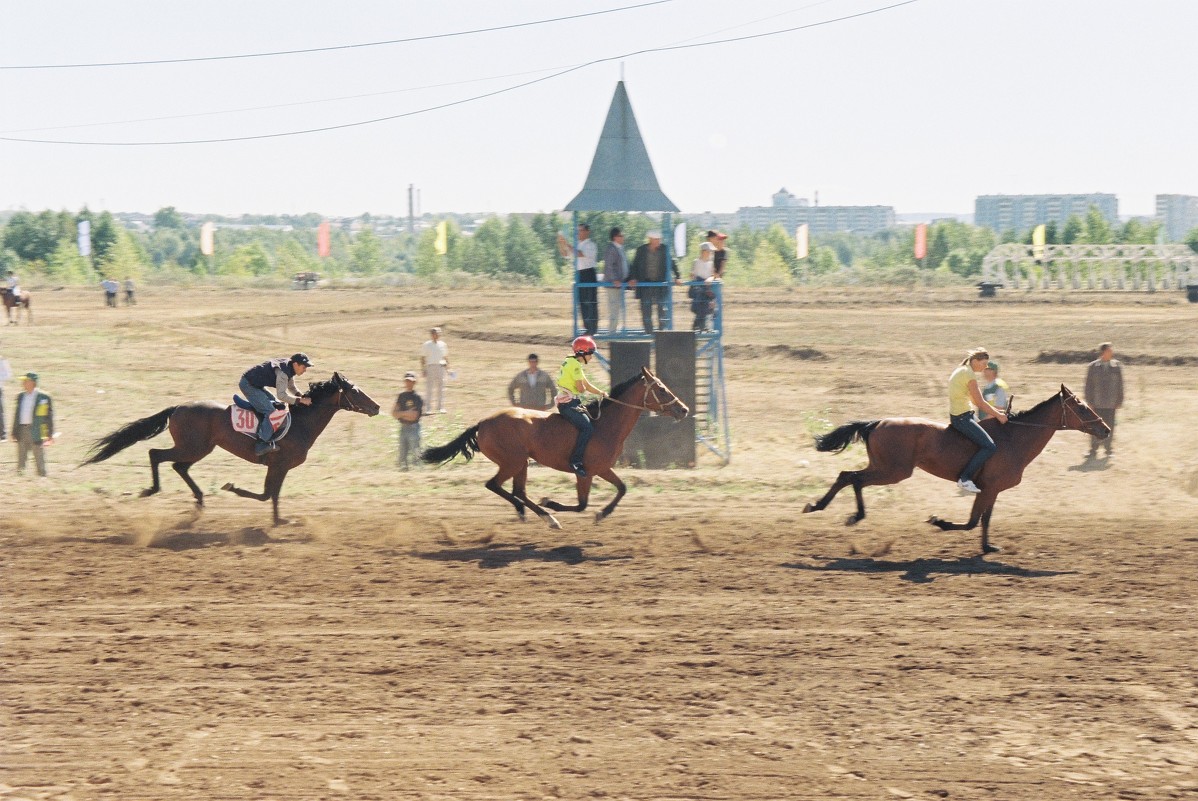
981, 244, 1198, 291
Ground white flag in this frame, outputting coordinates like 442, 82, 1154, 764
200, 221, 215, 256
77, 220, 91, 257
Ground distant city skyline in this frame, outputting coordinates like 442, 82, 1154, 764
1, 1, 1193, 218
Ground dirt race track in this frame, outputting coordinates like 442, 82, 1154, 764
2, 285, 1196, 800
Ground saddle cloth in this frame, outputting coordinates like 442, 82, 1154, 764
231, 396, 290, 438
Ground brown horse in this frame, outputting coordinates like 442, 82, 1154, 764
82, 373, 380, 524
1, 288, 32, 324
802, 385, 1110, 554
422, 366, 689, 529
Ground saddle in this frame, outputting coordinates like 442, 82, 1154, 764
231, 395, 292, 442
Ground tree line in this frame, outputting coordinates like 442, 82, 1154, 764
2, 205, 1195, 289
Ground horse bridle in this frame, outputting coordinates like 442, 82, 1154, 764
1006, 393, 1104, 431
603, 376, 687, 416
333, 379, 369, 413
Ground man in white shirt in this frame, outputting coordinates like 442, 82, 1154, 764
560, 223, 599, 335
420, 327, 450, 413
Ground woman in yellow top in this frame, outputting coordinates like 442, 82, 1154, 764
948, 347, 1008, 494
556, 336, 608, 477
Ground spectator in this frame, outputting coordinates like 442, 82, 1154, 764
507, 353, 555, 410
0, 353, 10, 442
603, 227, 629, 332
124, 276, 136, 305
420, 327, 449, 414
101, 277, 119, 307
706, 230, 729, 278
559, 223, 599, 335
978, 361, 1010, 420
1084, 342, 1124, 459
13, 371, 54, 477
628, 230, 680, 335
391, 371, 424, 471
689, 242, 718, 332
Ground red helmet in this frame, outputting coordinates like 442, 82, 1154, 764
572, 335, 597, 355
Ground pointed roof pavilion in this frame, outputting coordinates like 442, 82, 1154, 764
564, 81, 678, 213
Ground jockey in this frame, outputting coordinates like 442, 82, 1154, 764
239, 353, 314, 455
5, 273, 19, 299
948, 347, 1008, 493
556, 335, 607, 477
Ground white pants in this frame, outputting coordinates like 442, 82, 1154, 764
606, 286, 626, 332
425, 364, 446, 412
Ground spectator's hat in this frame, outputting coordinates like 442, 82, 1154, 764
986, 361, 999, 372
646, 230, 662, 240
528, 353, 539, 361
430, 326, 442, 334
24, 371, 38, 382
403, 370, 418, 381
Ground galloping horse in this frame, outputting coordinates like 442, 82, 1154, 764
803, 385, 1110, 554
1, 288, 31, 324
83, 373, 380, 524
422, 366, 689, 529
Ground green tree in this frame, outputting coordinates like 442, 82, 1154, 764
504, 216, 543, 280
222, 243, 272, 276
1081, 206, 1113, 244
2, 210, 73, 262
349, 227, 383, 274
1044, 220, 1059, 244
100, 227, 150, 280
91, 211, 120, 262
1185, 228, 1198, 255
1061, 215, 1084, 244
45, 239, 94, 284
153, 206, 185, 229
462, 218, 506, 275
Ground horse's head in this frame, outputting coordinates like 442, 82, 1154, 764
332, 372, 381, 416
1060, 384, 1109, 439
640, 366, 689, 421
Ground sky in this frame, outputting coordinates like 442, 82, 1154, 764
1, 0, 1194, 219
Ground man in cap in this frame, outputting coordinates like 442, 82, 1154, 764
420, 327, 450, 413
706, 230, 728, 279
391, 370, 425, 470
12, 371, 54, 476
628, 230, 680, 335
978, 361, 1009, 420
507, 353, 555, 411
239, 353, 314, 456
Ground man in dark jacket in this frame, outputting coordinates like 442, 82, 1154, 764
507, 354, 555, 410
627, 230, 679, 335
239, 353, 313, 455
1083, 342, 1124, 459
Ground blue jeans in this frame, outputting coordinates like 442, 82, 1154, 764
399, 423, 421, 469
558, 399, 593, 466
239, 377, 278, 442
950, 411, 996, 482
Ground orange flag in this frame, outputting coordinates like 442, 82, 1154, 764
914, 223, 927, 260
317, 221, 330, 258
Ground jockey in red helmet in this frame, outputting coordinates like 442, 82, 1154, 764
555, 336, 607, 477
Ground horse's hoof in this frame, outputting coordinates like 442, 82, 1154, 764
844, 514, 859, 527
983, 544, 1002, 555
547, 517, 562, 530
927, 516, 941, 526
274, 518, 290, 527
802, 503, 814, 513
139, 488, 157, 498
594, 512, 606, 524
538, 497, 551, 506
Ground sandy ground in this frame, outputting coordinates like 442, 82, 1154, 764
2, 285, 1197, 800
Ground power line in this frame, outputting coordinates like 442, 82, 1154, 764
0, 0, 920, 147
0, 1, 673, 70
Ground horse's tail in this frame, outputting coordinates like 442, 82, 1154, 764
82, 406, 178, 465
421, 424, 481, 465
813, 420, 880, 454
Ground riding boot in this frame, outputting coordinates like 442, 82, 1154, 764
254, 439, 276, 457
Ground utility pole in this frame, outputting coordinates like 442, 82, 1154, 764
407, 184, 415, 234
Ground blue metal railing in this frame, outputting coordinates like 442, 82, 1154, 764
572, 279, 723, 340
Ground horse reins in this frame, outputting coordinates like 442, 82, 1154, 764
1005, 394, 1103, 431
587, 377, 686, 418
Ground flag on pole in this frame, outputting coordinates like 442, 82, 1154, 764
434, 221, 448, 256
914, 223, 927, 260
1032, 223, 1046, 261
77, 220, 91, 257
795, 224, 809, 259
317, 221, 330, 258
673, 222, 687, 258
200, 221, 215, 256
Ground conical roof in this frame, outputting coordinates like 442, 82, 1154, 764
564, 81, 678, 213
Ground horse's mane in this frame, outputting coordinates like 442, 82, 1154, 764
1007, 388, 1062, 421
302, 377, 341, 405
583, 373, 644, 416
